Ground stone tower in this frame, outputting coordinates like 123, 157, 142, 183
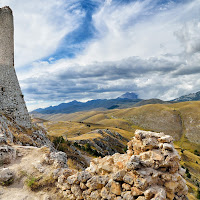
0, 6, 32, 128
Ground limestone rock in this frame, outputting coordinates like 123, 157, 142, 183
0, 145, 16, 164
86, 175, 109, 190
71, 184, 83, 199
123, 173, 134, 185
110, 181, 122, 195
49, 151, 68, 168
112, 170, 126, 181
77, 171, 92, 183
0, 168, 14, 185
60, 130, 188, 200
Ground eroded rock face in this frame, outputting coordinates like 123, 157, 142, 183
59, 130, 188, 200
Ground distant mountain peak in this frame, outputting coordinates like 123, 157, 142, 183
172, 91, 200, 102
119, 92, 138, 99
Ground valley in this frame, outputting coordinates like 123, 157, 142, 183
33, 101, 200, 199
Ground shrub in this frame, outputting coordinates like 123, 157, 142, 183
26, 176, 39, 190
194, 150, 200, 156
186, 173, 191, 178
124, 145, 128, 153
197, 189, 200, 199
52, 136, 69, 151
181, 149, 184, 153
73, 142, 103, 157
1, 177, 14, 186
185, 168, 191, 178
26, 175, 55, 191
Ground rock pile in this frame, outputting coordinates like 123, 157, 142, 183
58, 130, 188, 200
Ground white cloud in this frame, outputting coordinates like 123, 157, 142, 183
1, 0, 200, 111
0, 0, 84, 67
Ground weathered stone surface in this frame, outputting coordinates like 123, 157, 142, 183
123, 173, 134, 185
163, 143, 174, 151
49, 151, 68, 168
131, 187, 143, 196
0, 168, 14, 185
78, 171, 92, 183
90, 190, 101, 200
0, 145, 16, 165
0, 7, 32, 129
112, 170, 126, 181
67, 174, 79, 185
61, 130, 188, 200
122, 183, 131, 191
110, 181, 122, 195
71, 184, 83, 199
121, 191, 135, 200
158, 135, 173, 143
80, 182, 87, 190
101, 187, 109, 199
86, 175, 109, 190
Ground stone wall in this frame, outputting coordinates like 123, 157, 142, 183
0, 6, 31, 128
57, 130, 188, 200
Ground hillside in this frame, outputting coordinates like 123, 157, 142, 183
36, 101, 200, 146
33, 101, 200, 199
0, 111, 193, 199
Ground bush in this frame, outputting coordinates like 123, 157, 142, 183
197, 189, 200, 199
52, 136, 68, 151
124, 145, 128, 153
186, 173, 191, 178
185, 168, 191, 178
26, 175, 55, 191
194, 150, 200, 156
181, 149, 184, 153
53, 136, 65, 147
1, 177, 14, 186
26, 176, 39, 190
73, 142, 103, 157
196, 182, 199, 187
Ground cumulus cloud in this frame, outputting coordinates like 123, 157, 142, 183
0, 0, 85, 67
175, 20, 200, 54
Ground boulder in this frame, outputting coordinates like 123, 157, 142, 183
0, 168, 14, 185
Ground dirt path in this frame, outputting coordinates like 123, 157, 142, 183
0, 146, 51, 200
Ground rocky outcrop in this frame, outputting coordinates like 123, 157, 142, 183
0, 168, 14, 185
72, 129, 128, 156
0, 114, 53, 149
59, 130, 188, 200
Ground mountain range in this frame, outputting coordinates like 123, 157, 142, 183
172, 91, 200, 102
33, 91, 200, 114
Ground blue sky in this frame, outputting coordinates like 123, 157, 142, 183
0, 0, 200, 111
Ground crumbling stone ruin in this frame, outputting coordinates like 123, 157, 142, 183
57, 130, 188, 200
0, 6, 31, 128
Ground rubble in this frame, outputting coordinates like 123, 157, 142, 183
58, 130, 188, 200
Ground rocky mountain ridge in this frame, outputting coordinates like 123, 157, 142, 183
33, 98, 142, 114
118, 92, 138, 99
172, 91, 200, 102
33, 90, 200, 115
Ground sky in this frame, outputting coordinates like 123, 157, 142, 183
0, 0, 200, 111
